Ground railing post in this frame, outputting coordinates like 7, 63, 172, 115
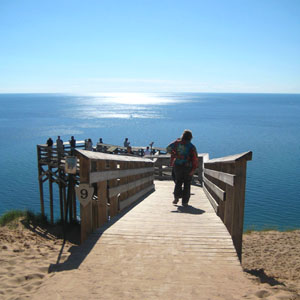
37, 145, 45, 216
109, 161, 119, 218
96, 160, 108, 227
79, 155, 93, 243
231, 160, 247, 261
223, 163, 235, 235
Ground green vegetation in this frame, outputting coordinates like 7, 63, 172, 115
0, 210, 26, 227
0, 210, 80, 244
0, 210, 80, 227
0, 210, 48, 228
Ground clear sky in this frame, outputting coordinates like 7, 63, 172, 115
0, 0, 299, 93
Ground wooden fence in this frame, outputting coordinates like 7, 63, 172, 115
96, 142, 166, 156
202, 151, 252, 261
76, 149, 155, 242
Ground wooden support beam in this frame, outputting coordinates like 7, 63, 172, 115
108, 161, 119, 218
78, 155, 92, 243
37, 146, 45, 216
96, 160, 108, 228
48, 166, 54, 224
231, 160, 247, 262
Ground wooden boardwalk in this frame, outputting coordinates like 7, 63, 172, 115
33, 181, 258, 300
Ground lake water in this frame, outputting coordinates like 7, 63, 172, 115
0, 92, 299, 231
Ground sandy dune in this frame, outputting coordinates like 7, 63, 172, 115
0, 221, 299, 300
242, 230, 300, 299
0, 221, 77, 300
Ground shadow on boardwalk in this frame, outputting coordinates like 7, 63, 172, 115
171, 205, 205, 215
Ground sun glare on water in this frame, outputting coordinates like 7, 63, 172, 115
73, 92, 190, 120
89, 93, 182, 105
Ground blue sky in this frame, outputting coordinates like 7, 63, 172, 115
0, 0, 299, 93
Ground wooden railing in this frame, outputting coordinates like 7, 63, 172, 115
95, 142, 166, 156
151, 153, 209, 184
37, 140, 86, 163
76, 149, 155, 242
202, 151, 252, 261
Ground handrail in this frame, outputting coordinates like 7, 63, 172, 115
151, 153, 209, 184
76, 149, 155, 242
203, 151, 252, 261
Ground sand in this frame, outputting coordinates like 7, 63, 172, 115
0, 220, 78, 300
0, 221, 299, 300
242, 230, 300, 299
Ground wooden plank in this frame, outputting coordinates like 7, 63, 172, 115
205, 151, 252, 164
203, 175, 226, 202
203, 185, 219, 214
204, 168, 235, 186
90, 167, 154, 183
109, 176, 154, 197
80, 201, 93, 243
119, 184, 154, 211
76, 149, 153, 163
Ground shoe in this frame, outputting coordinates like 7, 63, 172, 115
173, 197, 179, 204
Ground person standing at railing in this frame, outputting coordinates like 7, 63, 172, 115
144, 146, 151, 156
56, 136, 64, 162
46, 137, 53, 162
166, 129, 198, 206
46, 137, 53, 147
86, 138, 93, 151
69, 136, 76, 155
124, 138, 130, 147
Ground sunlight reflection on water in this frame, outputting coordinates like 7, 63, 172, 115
87, 92, 189, 105
71, 93, 191, 119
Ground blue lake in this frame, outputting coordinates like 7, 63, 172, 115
0, 92, 299, 231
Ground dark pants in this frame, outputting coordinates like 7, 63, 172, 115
174, 164, 192, 204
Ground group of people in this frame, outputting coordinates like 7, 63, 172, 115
46, 136, 76, 154
46, 130, 196, 207
123, 138, 154, 156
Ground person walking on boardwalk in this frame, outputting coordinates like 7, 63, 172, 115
167, 129, 198, 206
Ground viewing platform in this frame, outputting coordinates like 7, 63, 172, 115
36, 141, 253, 299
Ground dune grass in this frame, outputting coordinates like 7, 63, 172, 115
0, 210, 48, 228
0, 210, 26, 227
